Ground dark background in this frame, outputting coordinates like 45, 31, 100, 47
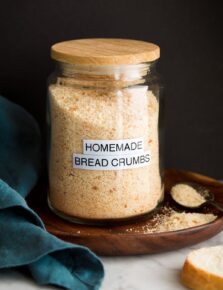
0, 0, 223, 178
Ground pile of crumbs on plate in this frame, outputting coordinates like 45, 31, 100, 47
125, 207, 217, 233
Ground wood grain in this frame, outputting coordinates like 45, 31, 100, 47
27, 169, 223, 256
51, 38, 160, 65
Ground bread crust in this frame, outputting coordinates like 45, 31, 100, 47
181, 258, 223, 290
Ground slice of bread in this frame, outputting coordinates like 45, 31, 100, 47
181, 246, 223, 290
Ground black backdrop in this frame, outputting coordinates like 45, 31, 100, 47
1, 0, 223, 178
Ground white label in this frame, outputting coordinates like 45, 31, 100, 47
73, 151, 151, 170
83, 137, 144, 155
73, 138, 151, 171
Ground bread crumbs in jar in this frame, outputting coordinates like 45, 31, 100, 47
47, 38, 164, 224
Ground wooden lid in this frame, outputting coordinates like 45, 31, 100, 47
51, 38, 160, 65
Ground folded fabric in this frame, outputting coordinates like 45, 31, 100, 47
0, 96, 104, 290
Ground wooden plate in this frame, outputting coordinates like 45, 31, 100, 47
28, 169, 223, 256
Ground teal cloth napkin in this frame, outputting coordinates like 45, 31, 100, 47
0, 96, 104, 290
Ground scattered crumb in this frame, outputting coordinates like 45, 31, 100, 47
125, 207, 217, 233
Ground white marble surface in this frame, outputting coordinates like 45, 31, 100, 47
0, 232, 223, 290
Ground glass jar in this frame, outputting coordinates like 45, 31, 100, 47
47, 39, 164, 225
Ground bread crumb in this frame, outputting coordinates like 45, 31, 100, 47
125, 207, 217, 233
48, 72, 163, 220
171, 183, 206, 207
